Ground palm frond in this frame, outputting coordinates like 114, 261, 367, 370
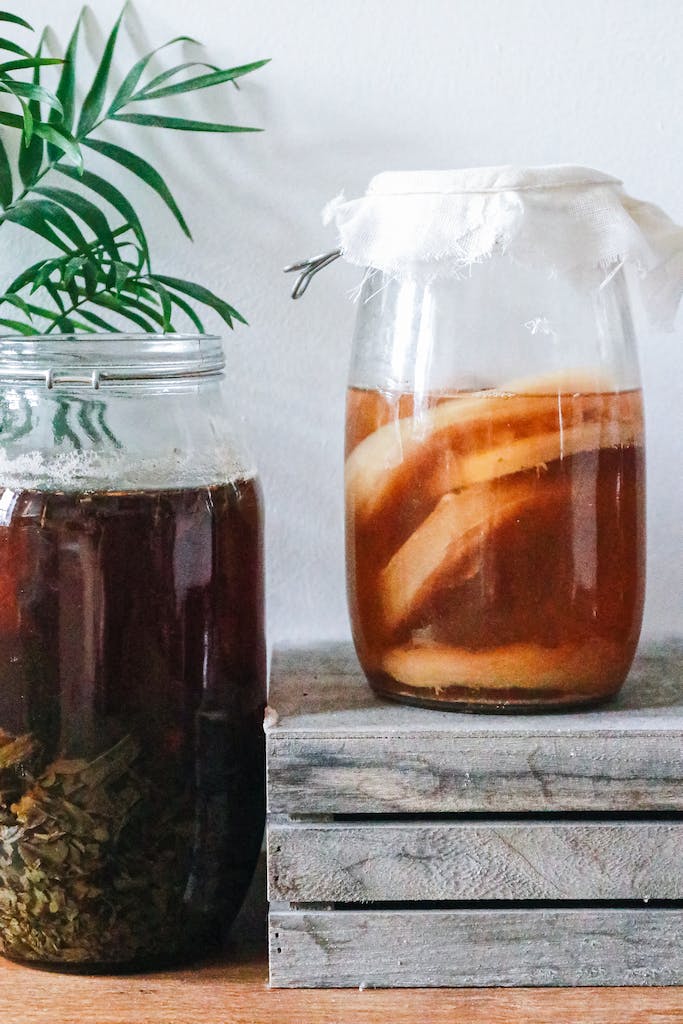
17, 30, 47, 187
76, 5, 127, 137
0, 4, 268, 334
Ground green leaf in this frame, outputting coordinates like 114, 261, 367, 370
135, 60, 218, 98
18, 124, 43, 184
112, 260, 131, 294
77, 5, 127, 137
63, 255, 85, 287
5, 80, 63, 116
0, 13, 33, 30
0, 37, 31, 57
18, 31, 47, 188
56, 164, 149, 263
139, 277, 172, 331
33, 186, 120, 261
118, 283, 167, 327
111, 112, 261, 133
134, 59, 269, 101
33, 258, 63, 290
19, 98, 33, 145
0, 131, 11, 207
4, 293, 63, 322
76, 307, 119, 331
63, 274, 80, 307
168, 291, 204, 332
154, 275, 247, 327
0, 57, 62, 73
44, 279, 67, 312
108, 37, 198, 113
0, 318, 36, 335
3, 205, 69, 252
91, 291, 158, 332
4, 258, 51, 293
33, 122, 82, 168
5, 296, 58, 322
1, 293, 33, 319
0, 110, 27, 131
82, 137, 191, 238
4, 198, 87, 251
83, 259, 100, 297
48, 11, 81, 160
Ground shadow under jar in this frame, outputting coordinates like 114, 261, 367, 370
0, 334, 265, 970
344, 214, 646, 711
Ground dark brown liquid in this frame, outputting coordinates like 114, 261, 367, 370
346, 386, 645, 709
0, 479, 265, 967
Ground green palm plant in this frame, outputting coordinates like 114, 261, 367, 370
0, 5, 268, 334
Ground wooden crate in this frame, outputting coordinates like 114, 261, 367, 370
266, 640, 683, 988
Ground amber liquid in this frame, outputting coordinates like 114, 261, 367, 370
0, 479, 265, 967
346, 384, 645, 709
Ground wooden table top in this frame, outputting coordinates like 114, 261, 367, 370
1, 860, 681, 1024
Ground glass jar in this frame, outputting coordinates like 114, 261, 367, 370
0, 334, 265, 969
345, 258, 645, 711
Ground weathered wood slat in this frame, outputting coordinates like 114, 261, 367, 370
269, 908, 683, 988
268, 732, 683, 813
268, 820, 683, 903
266, 641, 683, 814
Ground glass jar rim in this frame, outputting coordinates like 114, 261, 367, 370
0, 332, 224, 387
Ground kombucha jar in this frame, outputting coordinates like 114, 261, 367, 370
327, 166, 682, 711
0, 334, 265, 968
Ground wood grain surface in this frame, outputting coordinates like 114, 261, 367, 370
2, 954, 683, 1024
266, 640, 683, 814
1, 863, 682, 1022
268, 819, 683, 902
269, 907, 683, 989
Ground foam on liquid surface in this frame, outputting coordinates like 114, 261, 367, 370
0, 446, 255, 493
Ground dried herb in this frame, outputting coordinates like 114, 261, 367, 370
0, 728, 199, 965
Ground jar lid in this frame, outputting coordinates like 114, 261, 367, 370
323, 164, 683, 329
0, 332, 224, 387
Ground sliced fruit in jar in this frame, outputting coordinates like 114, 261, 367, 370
378, 474, 567, 631
346, 388, 641, 526
381, 640, 629, 693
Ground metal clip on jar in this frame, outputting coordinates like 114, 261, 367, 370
0, 333, 265, 969
289, 165, 683, 712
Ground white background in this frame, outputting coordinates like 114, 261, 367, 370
3, 0, 682, 646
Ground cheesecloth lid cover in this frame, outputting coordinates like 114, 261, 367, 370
323, 165, 683, 329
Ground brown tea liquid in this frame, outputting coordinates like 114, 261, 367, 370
346, 383, 645, 709
0, 479, 265, 967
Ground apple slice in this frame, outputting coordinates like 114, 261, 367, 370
346, 391, 554, 522
346, 387, 641, 526
382, 640, 625, 692
446, 414, 638, 495
379, 476, 541, 631
376, 411, 642, 631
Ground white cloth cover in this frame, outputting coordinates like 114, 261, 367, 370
323, 165, 683, 329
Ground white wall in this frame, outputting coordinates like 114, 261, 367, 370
4, 0, 683, 644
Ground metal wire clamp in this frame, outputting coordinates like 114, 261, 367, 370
283, 250, 341, 299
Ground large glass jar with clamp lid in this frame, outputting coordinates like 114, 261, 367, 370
0, 333, 265, 970
306, 165, 683, 712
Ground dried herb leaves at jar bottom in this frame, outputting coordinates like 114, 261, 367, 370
0, 730, 202, 964
0, 482, 266, 966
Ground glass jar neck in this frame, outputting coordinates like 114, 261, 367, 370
0, 333, 224, 389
